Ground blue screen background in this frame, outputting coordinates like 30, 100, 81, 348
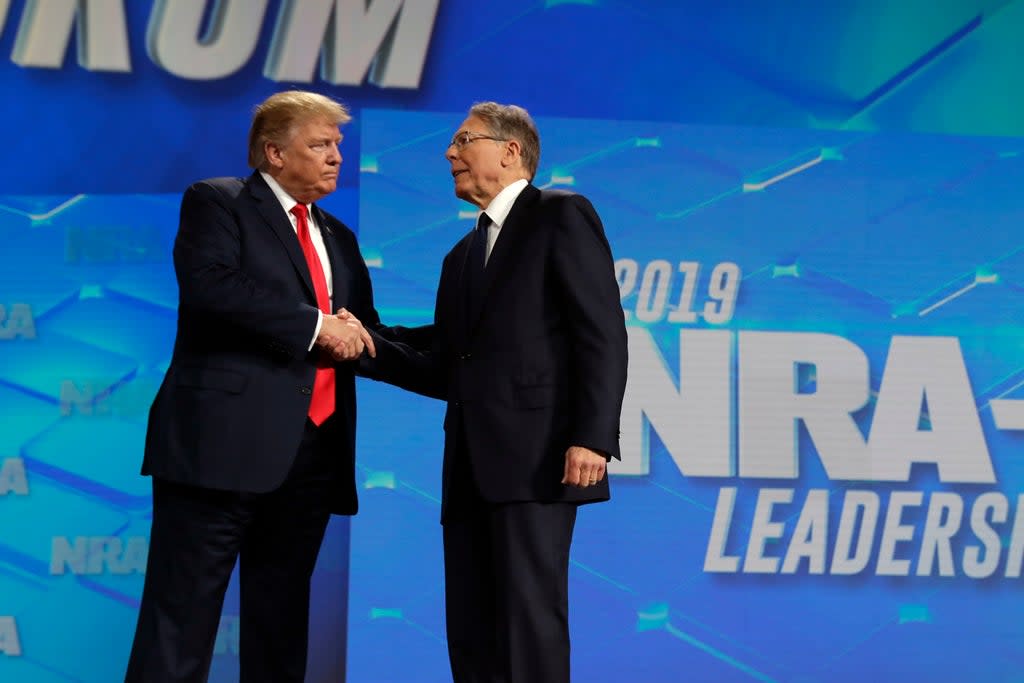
2, 1, 1024, 681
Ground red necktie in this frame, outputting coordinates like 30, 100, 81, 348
291, 203, 335, 425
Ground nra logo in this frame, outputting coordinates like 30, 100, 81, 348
50, 536, 148, 575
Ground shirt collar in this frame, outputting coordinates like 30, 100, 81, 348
481, 178, 529, 229
260, 171, 308, 216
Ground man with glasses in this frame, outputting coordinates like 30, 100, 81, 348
359, 101, 628, 683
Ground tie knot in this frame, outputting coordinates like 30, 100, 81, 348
477, 212, 492, 233
290, 203, 308, 222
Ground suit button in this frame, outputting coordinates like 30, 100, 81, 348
300, 386, 312, 395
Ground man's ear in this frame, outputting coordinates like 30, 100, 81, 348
502, 139, 522, 169
265, 140, 284, 169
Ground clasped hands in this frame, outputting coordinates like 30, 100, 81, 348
315, 308, 376, 361
319, 313, 605, 487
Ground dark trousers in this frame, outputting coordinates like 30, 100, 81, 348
125, 420, 334, 683
443, 444, 578, 683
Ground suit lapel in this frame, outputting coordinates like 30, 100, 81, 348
247, 172, 318, 303
312, 204, 349, 310
468, 185, 539, 331
451, 230, 476, 342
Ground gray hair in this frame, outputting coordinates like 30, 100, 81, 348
469, 101, 540, 180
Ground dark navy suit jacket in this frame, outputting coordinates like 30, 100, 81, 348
368, 185, 628, 512
143, 171, 384, 515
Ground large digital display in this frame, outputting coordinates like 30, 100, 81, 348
350, 110, 1024, 682
2, 1, 1024, 681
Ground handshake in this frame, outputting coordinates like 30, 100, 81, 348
315, 308, 376, 362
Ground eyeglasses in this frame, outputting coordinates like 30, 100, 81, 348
447, 131, 507, 151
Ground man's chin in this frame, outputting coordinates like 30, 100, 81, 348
315, 180, 338, 197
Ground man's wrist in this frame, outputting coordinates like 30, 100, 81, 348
309, 309, 324, 351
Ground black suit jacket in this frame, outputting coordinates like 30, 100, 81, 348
143, 172, 383, 515
370, 185, 628, 507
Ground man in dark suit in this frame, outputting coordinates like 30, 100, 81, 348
361, 102, 628, 683
125, 90, 383, 683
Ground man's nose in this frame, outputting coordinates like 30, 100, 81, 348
445, 146, 457, 162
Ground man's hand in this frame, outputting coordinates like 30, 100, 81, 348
335, 305, 376, 356
316, 310, 375, 361
561, 446, 607, 488
335, 308, 376, 357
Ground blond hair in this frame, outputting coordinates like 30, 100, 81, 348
248, 91, 351, 170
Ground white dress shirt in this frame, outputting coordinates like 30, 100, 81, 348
260, 171, 332, 350
479, 178, 529, 265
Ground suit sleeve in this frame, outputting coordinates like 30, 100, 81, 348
173, 181, 318, 357
337, 226, 447, 400
551, 195, 628, 460
360, 326, 446, 400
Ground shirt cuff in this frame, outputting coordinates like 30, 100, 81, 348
308, 309, 323, 352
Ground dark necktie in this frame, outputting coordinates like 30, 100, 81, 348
466, 212, 491, 317
291, 203, 335, 426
